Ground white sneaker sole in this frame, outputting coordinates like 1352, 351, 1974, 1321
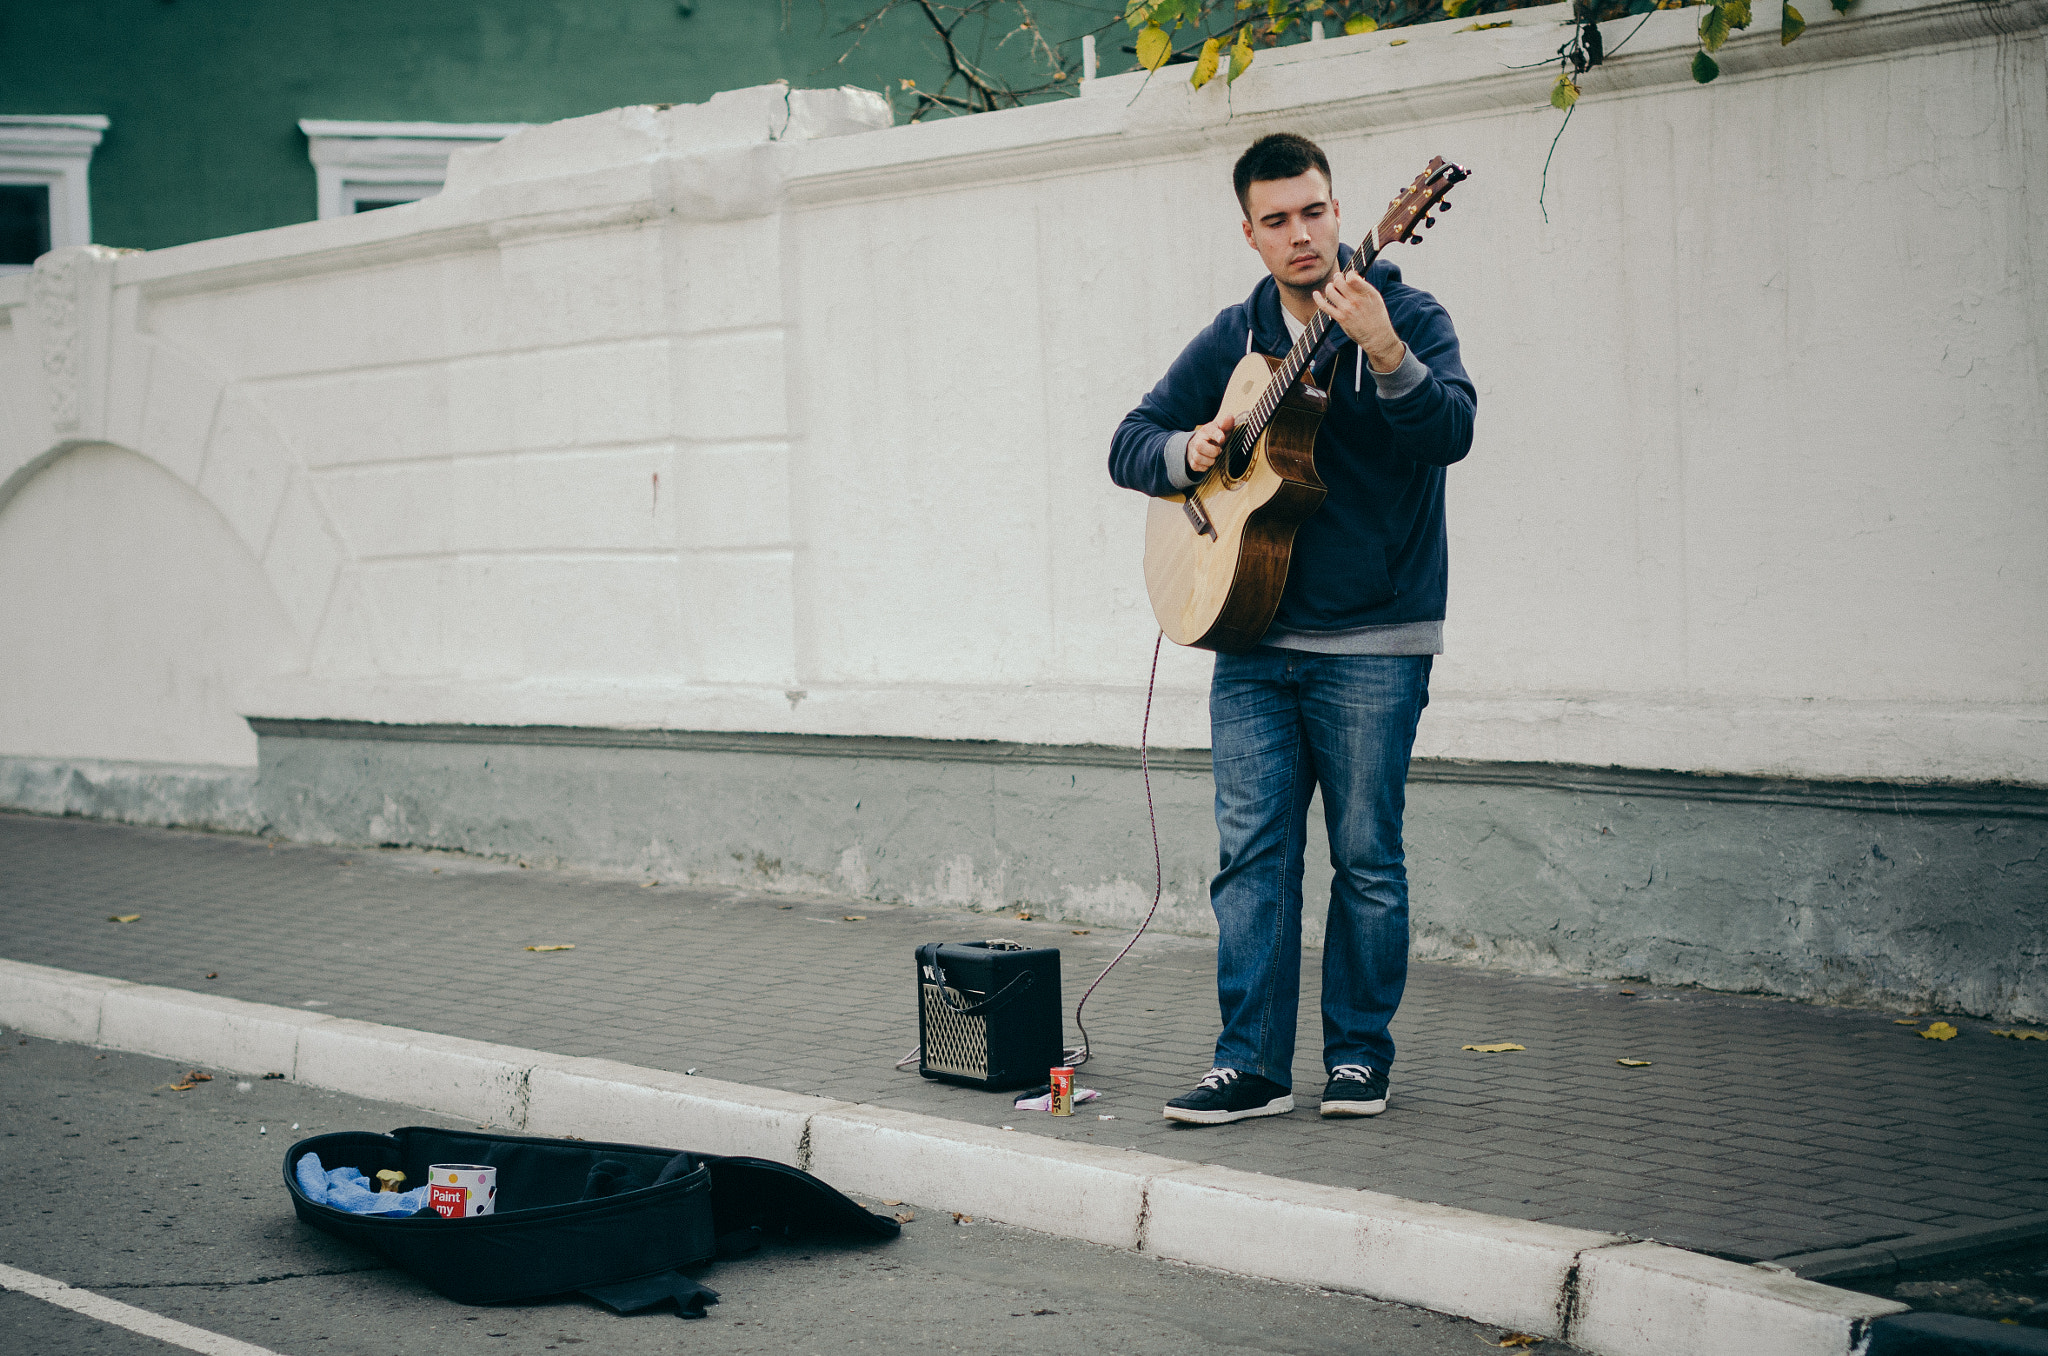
1162, 1093, 1295, 1125
1319, 1097, 1388, 1117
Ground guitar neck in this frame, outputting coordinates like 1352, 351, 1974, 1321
1234, 241, 1381, 452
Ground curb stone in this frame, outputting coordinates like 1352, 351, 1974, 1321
0, 958, 1907, 1356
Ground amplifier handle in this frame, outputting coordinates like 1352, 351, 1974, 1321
918, 943, 1037, 1018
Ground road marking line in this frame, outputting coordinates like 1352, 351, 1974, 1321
0, 1262, 288, 1356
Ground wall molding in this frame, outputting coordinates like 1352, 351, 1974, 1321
245, 718, 2048, 818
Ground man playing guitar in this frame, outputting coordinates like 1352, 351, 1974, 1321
1108, 133, 1476, 1125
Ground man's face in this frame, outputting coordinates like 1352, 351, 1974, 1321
1241, 170, 1341, 291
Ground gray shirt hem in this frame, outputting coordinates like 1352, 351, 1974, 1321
1259, 619, 1443, 655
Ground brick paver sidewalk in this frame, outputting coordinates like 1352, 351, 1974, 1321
4, 812, 2043, 1267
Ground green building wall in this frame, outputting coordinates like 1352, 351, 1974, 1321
1, 0, 1094, 252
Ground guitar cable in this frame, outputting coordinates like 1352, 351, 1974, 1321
1064, 629, 1168, 1068
895, 630, 1171, 1074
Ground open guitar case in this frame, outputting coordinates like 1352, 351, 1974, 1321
284, 1126, 899, 1318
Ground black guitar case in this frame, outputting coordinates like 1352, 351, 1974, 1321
284, 1126, 898, 1316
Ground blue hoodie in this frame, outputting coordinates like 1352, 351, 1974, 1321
1108, 250, 1475, 650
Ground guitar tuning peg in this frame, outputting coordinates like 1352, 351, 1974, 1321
1423, 216, 1435, 228
1437, 199, 1453, 210
1408, 236, 1423, 244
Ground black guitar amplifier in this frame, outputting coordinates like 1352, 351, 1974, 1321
915, 940, 1062, 1091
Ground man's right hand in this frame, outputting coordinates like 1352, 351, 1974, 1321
1185, 412, 1238, 479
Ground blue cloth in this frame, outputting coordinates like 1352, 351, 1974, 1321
1107, 250, 1475, 638
1207, 649, 1431, 1085
295, 1152, 434, 1216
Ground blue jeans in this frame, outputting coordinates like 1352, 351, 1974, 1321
1208, 648, 1431, 1088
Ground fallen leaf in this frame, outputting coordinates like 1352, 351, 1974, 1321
524, 944, 575, 952
952, 1212, 974, 1225
894, 1210, 916, 1223
186, 1070, 212, 1082
109, 914, 141, 924
1617, 1059, 1653, 1067
1893, 1020, 1920, 1025
166, 1081, 196, 1092
204, 972, 218, 980
1991, 1028, 2048, 1041
263, 1072, 286, 1079
1016, 912, 1034, 921
1920, 1022, 1959, 1041
1619, 990, 1637, 996
777, 905, 792, 910
640, 881, 657, 888
1071, 929, 1091, 935
1389, 38, 1407, 44
882, 1199, 902, 1206
843, 915, 867, 922
1497, 1335, 1543, 1349
1463, 1043, 1527, 1053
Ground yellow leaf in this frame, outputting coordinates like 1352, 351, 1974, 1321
1136, 23, 1173, 70
1992, 1028, 2048, 1040
1191, 35, 1222, 88
1920, 1021, 1959, 1041
1617, 1059, 1653, 1067
1550, 73, 1579, 109
1126, 0, 1153, 28
894, 1209, 916, 1222
1781, 0, 1806, 42
1346, 13, 1377, 32
1498, 1336, 1544, 1350
524, 943, 575, 952
1388, 37, 1407, 44
1893, 1019, 1919, 1025
1443, 0, 1477, 15
1463, 1042, 1527, 1053
1700, 2, 1731, 50
1229, 29, 1255, 80
843, 914, 867, 922
108, 914, 141, 923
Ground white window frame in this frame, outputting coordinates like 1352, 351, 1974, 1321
298, 120, 527, 220
0, 115, 107, 275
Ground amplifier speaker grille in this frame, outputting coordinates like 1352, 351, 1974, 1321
919, 984, 989, 1079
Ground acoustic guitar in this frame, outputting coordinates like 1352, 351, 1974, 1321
1143, 156, 1471, 652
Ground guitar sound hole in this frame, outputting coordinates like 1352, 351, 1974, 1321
1224, 428, 1253, 481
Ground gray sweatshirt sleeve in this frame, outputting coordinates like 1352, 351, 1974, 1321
1163, 431, 1197, 490
1371, 346, 1431, 401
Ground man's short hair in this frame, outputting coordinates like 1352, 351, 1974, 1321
1233, 133, 1332, 217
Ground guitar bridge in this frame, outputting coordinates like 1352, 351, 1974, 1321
1183, 492, 1217, 540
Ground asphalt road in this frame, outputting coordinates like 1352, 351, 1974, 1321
0, 1032, 1573, 1356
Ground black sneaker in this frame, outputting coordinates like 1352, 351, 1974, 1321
1319, 1063, 1388, 1117
1162, 1068, 1294, 1125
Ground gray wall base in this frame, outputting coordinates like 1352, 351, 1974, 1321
0, 755, 262, 834
245, 721, 2048, 1024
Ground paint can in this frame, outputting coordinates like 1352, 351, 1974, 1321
427, 1163, 498, 1218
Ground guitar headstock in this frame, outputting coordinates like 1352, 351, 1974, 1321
1369, 156, 1471, 253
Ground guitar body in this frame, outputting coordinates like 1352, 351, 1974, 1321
1143, 353, 1328, 652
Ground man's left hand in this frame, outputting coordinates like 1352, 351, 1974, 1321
1313, 271, 1407, 374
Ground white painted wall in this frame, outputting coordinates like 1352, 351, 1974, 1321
2, 2, 2043, 785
